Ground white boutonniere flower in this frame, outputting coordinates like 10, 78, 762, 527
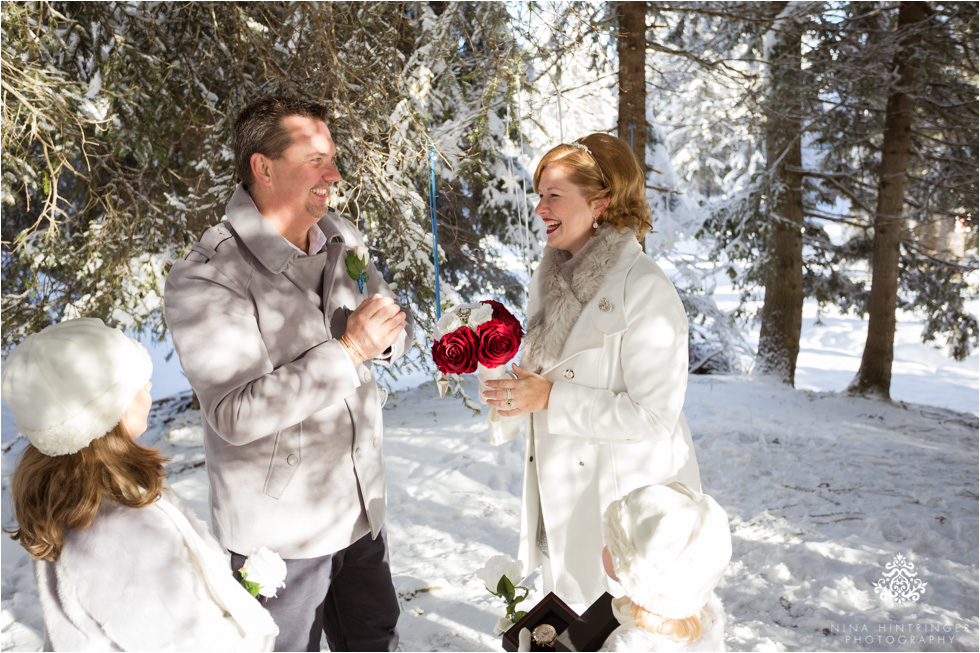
239, 547, 287, 599
354, 245, 369, 265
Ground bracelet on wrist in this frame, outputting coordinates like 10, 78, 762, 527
340, 335, 366, 362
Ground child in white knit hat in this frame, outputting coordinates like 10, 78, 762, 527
2, 318, 278, 651
599, 482, 732, 652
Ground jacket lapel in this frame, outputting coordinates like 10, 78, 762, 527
323, 241, 355, 338
539, 242, 638, 377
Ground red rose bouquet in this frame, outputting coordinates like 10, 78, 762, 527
431, 301, 523, 389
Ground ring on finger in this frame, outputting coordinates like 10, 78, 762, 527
506, 400, 514, 409
506, 388, 512, 400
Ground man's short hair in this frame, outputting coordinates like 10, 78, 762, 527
232, 97, 329, 190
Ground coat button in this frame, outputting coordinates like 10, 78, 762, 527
564, 369, 574, 379
362, 370, 372, 383
529, 455, 534, 462
354, 447, 362, 458
372, 437, 379, 448
579, 461, 585, 466
286, 454, 300, 466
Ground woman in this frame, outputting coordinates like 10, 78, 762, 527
483, 133, 702, 609
3, 318, 278, 651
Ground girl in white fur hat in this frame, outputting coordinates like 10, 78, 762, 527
3, 318, 278, 652
599, 482, 732, 652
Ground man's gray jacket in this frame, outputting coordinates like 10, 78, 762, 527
164, 184, 413, 559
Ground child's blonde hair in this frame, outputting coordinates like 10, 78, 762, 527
614, 596, 702, 643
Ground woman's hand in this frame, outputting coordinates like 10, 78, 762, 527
484, 364, 552, 417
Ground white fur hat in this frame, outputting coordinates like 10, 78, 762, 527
1, 318, 152, 456
602, 482, 732, 619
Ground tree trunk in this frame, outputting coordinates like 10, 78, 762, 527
849, 1, 927, 399
756, 3, 805, 385
616, 1, 647, 171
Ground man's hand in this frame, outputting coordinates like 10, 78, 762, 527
342, 294, 407, 362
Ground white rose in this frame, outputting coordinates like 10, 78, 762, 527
467, 303, 493, 328
242, 547, 287, 598
354, 245, 369, 265
477, 554, 523, 592
493, 616, 514, 636
434, 310, 463, 341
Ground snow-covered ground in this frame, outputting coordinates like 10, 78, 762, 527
2, 299, 977, 652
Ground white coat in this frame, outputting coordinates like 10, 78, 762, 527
491, 232, 702, 608
34, 489, 278, 651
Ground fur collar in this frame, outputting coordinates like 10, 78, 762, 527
521, 226, 636, 373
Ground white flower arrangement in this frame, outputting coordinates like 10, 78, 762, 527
433, 302, 494, 341
477, 554, 528, 635
239, 547, 287, 599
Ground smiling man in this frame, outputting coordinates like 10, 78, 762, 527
164, 97, 411, 652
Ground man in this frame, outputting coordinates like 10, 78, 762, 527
165, 97, 411, 652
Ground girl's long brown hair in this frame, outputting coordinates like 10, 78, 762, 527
8, 424, 168, 561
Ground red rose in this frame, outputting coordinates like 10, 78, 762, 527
481, 300, 524, 339
476, 320, 521, 368
432, 327, 479, 374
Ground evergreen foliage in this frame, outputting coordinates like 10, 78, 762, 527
2, 1, 532, 350
2, 0, 976, 381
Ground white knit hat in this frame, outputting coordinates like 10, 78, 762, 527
1, 318, 153, 456
602, 482, 732, 619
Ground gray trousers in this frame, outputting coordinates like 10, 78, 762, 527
231, 528, 399, 652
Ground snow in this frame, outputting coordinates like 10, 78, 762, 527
2, 304, 977, 652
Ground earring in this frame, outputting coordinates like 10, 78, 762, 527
592, 219, 599, 229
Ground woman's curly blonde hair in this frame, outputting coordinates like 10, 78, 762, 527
532, 133, 652, 240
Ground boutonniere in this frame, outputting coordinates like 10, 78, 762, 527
477, 554, 529, 635
346, 246, 370, 293
239, 547, 287, 600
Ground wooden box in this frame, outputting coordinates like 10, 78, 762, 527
502, 592, 579, 651
555, 592, 619, 652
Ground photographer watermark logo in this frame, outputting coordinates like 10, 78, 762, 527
874, 553, 926, 604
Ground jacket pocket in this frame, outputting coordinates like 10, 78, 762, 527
263, 424, 302, 499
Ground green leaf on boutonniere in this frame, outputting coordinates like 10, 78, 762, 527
346, 254, 367, 281
497, 575, 516, 603
346, 252, 369, 293
240, 573, 261, 598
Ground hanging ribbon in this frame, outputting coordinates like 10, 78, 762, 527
429, 144, 450, 398
428, 143, 441, 320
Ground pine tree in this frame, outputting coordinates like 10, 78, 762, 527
805, 1, 977, 370
617, 1, 647, 167
755, 2, 808, 385
1, 1, 531, 351
849, 1, 928, 398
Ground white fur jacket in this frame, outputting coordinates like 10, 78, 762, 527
34, 489, 277, 652
600, 593, 727, 652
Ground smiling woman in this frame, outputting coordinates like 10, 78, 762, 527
481, 133, 702, 610
534, 164, 606, 255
